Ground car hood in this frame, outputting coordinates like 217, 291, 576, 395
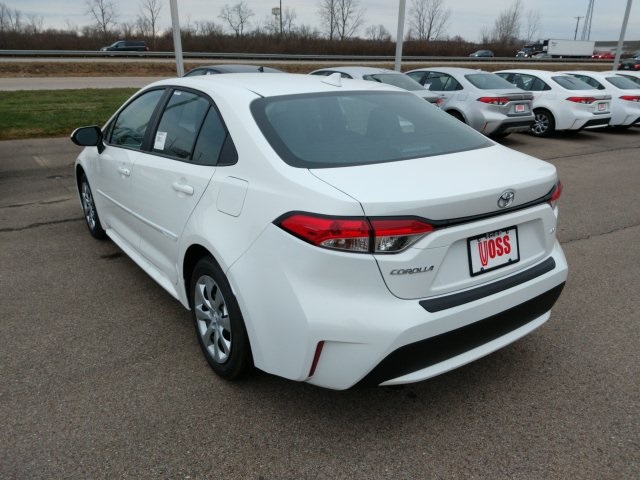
309, 144, 557, 220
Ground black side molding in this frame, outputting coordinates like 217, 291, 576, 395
420, 257, 556, 313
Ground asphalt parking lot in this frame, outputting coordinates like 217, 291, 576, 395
1, 128, 639, 479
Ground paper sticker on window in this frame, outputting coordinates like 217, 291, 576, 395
154, 131, 167, 150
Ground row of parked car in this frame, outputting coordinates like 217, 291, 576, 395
185, 64, 640, 139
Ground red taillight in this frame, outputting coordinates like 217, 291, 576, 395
566, 97, 597, 104
549, 180, 563, 208
620, 95, 640, 102
477, 97, 511, 105
277, 214, 434, 253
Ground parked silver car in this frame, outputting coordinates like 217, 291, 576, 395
405, 67, 534, 136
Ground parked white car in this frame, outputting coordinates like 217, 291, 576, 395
405, 67, 535, 136
561, 71, 640, 128
309, 66, 443, 106
495, 69, 612, 136
71, 73, 567, 390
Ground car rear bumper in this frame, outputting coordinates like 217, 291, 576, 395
230, 223, 568, 390
490, 119, 534, 135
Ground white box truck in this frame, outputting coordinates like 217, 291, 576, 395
543, 39, 595, 58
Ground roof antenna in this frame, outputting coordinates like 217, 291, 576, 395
259, 66, 264, 72
321, 72, 342, 87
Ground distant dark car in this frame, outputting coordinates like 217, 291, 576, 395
184, 64, 283, 77
618, 56, 640, 70
469, 50, 494, 58
100, 40, 149, 52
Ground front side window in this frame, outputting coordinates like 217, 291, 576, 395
109, 89, 164, 149
152, 90, 210, 160
251, 91, 491, 168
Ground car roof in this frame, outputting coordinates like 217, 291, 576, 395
496, 69, 570, 78
311, 66, 401, 76
407, 67, 487, 75
561, 70, 622, 78
192, 64, 282, 73
149, 72, 402, 98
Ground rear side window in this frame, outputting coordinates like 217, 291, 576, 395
192, 108, 232, 166
152, 90, 210, 160
465, 73, 518, 90
571, 75, 603, 89
605, 76, 640, 89
251, 91, 491, 168
109, 89, 164, 149
424, 73, 462, 92
552, 76, 594, 90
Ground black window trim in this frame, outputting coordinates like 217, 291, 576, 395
104, 85, 238, 167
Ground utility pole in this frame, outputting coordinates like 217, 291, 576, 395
574, 16, 583, 40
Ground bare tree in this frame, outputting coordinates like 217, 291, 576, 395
24, 13, 44, 34
317, 0, 338, 40
365, 24, 390, 42
85, 0, 118, 41
408, 0, 451, 41
138, 0, 162, 45
318, 0, 365, 41
0, 3, 22, 32
490, 0, 522, 45
524, 8, 541, 43
218, 2, 254, 37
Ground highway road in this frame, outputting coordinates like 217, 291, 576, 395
1, 129, 639, 478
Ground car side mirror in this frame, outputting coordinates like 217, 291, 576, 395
71, 126, 105, 153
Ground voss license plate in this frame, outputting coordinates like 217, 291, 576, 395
467, 227, 519, 276
597, 102, 607, 111
515, 104, 526, 113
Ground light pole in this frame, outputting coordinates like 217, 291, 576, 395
394, 0, 406, 71
272, 1, 283, 37
613, 0, 634, 70
573, 16, 583, 40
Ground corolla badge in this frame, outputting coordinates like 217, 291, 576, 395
497, 190, 515, 208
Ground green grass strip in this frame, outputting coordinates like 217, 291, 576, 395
0, 88, 137, 140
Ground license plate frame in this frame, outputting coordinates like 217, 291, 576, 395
515, 103, 526, 113
597, 102, 607, 112
467, 226, 520, 277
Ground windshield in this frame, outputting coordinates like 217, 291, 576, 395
465, 73, 519, 90
605, 76, 640, 90
362, 73, 426, 91
552, 76, 594, 90
251, 91, 492, 168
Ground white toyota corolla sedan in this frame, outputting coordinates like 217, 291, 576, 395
561, 70, 640, 128
496, 69, 612, 137
71, 73, 568, 390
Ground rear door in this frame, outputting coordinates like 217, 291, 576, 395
129, 89, 231, 284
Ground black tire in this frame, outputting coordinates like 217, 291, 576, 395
530, 109, 555, 137
79, 173, 107, 239
189, 256, 253, 380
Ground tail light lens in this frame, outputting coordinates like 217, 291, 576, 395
549, 180, 563, 209
566, 97, 597, 104
277, 214, 434, 254
620, 95, 640, 102
477, 97, 511, 105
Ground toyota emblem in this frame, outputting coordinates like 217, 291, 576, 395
498, 190, 515, 208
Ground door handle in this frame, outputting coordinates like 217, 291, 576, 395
117, 166, 131, 176
172, 182, 194, 196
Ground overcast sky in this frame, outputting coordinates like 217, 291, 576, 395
7, 0, 640, 43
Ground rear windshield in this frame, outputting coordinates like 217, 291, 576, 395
362, 73, 425, 91
251, 91, 492, 168
465, 73, 518, 90
552, 75, 594, 90
605, 76, 640, 89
